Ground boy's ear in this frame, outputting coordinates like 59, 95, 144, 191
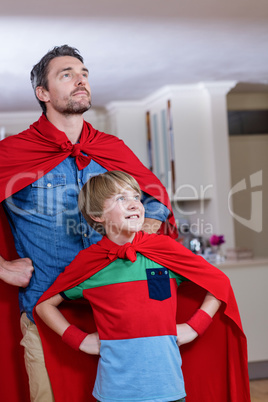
90, 215, 104, 223
36, 86, 50, 103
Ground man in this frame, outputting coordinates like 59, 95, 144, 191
0, 45, 175, 402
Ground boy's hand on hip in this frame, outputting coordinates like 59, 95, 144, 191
79, 332, 101, 355
176, 323, 198, 346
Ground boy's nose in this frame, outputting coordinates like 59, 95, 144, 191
127, 198, 138, 210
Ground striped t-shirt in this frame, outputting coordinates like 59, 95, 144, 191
62, 253, 187, 402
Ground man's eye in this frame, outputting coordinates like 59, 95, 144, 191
63, 71, 73, 78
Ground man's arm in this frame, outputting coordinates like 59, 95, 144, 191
36, 294, 100, 355
141, 192, 170, 234
176, 292, 222, 346
0, 255, 34, 287
142, 218, 162, 234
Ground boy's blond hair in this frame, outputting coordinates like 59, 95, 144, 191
78, 170, 141, 234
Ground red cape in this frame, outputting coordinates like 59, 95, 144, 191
34, 232, 250, 402
0, 115, 177, 402
0, 114, 176, 236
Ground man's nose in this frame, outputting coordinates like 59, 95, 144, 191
76, 74, 87, 86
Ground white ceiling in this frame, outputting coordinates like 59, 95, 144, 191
1, 0, 268, 113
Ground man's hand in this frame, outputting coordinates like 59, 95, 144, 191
176, 323, 198, 346
0, 256, 34, 287
79, 332, 101, 355
142, 218, 162, 234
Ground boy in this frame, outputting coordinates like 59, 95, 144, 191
35, 171, 250, 402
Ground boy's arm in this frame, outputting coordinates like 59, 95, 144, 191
35, 294, 100, 355
176, 292, 221, 346
35, 294, 70, 336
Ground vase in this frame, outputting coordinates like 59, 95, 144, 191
213, 245, 225, 263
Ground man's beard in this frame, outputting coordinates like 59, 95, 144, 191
62, 99, 92, 115
56, 88, 92, 115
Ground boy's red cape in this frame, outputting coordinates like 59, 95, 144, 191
0, 115, 176, 402
33, 232, 250, 402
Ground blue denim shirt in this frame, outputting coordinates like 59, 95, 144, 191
3, 157, 169, 322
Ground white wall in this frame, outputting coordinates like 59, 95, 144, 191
0, 107, 108, 137
107, 84, 237, 250
106, 102, 148, 167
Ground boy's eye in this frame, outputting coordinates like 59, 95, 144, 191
116, 194, 140, 202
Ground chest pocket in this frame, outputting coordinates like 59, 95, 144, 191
31, 174, 68, 216
146, 268, 171, 301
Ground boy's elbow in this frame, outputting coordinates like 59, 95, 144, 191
35, 302, 44, 318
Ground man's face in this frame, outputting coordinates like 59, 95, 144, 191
39, 56, 92, 115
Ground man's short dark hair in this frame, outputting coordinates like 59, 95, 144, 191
30, 45, 84, 114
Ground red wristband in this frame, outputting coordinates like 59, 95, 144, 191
186, 309, 213, 336
62, 325, 88, 351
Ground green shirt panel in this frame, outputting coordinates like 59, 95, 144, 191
63, 253, 186, 300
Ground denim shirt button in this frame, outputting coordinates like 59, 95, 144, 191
47, 183, 52, 187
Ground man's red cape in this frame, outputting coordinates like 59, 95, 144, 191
0, 114, 176, 236
33, 232, 250, 402
0, 115, 177, 402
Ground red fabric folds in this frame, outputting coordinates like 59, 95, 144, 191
0, 114, 177, 237
0, 206, 30, 402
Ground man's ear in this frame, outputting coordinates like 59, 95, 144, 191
35, 86, 49, 103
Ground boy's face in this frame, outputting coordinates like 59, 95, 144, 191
99, 185, 145, 242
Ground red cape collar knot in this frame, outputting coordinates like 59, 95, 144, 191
108, 242, 137, 263
60, 140, 91, 170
